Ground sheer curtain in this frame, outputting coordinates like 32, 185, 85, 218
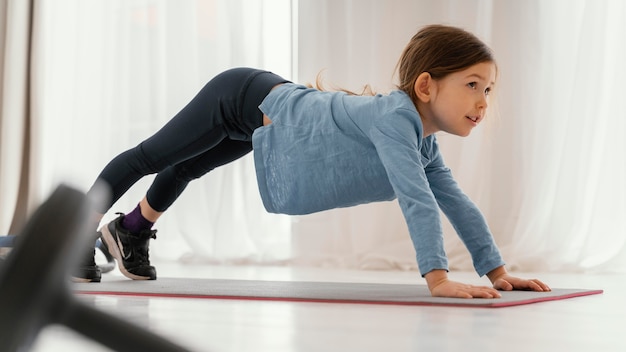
495, 0, 626, 272
21, 0, 626, 274
32, 0, 293, 263
294, 0, 626, 273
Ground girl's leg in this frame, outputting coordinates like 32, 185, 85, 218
130, 138, 254, 224
78, 69, 241, 281
138, 197, 161, 222
91, 68, 288, 281
89, 75, 232, 214
89, 68, 288, 214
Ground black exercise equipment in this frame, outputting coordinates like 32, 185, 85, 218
0, 185, 193, 352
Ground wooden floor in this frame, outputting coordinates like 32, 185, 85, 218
29, 263, 624, 352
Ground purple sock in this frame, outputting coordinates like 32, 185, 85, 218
121, 204, 154, 233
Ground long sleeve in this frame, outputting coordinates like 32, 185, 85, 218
424, 138, 505, 276
369, 108, 448, 276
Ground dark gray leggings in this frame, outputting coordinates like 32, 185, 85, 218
89, 68, 289, 213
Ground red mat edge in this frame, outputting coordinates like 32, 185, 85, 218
75, 289, 604, 308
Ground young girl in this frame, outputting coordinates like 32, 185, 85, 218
79, 24, 550, 298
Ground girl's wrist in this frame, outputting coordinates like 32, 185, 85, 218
486, 265, 508, 283
424, 269, 449, 291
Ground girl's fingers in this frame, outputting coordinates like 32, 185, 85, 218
469, 285, 501, 298
532, 279, 551, 292
495, 279, 513, 291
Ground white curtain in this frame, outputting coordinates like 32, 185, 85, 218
495, 0, 626, 273
31, 0, 293, 263
294, 0, 626, 274
13, 0, 626, 274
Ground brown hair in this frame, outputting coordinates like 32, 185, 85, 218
309, 25, 495, 98
307, 70, 376, 96
396, 24, 496, 105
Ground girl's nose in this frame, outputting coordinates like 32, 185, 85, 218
478, 94, 488, 110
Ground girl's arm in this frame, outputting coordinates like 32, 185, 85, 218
423, 137, 505, 276
370, 110, 449, 279
424, 138, 550, 293
370, 110, 548, 297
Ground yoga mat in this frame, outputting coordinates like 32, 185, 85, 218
74, 277, 603, 308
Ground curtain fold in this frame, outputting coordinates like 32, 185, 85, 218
0, 0, 37, 236
500, 0, 626, 272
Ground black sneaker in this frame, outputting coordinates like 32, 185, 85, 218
99, 213, 157, 280
72, 246, 101, 283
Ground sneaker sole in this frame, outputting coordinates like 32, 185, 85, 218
71, 266, 101, 283
100, 224, 153, 280
71, 276, 101, 283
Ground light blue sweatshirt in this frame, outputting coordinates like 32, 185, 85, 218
252, 83, 504, 276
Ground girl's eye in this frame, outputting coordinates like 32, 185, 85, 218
485, 87, 492, 96
468, 82, 477, 89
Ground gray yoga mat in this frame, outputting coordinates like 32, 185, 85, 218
73, 277, 603, 308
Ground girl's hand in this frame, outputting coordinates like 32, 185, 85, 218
491, 275, 551, 292
487, 266, 551, 292
430, 279, 502, 298
425, 269, 502, 298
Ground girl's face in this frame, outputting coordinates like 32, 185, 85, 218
416, 62, 496, 137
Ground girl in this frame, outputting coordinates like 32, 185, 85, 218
79, 24, 550, 298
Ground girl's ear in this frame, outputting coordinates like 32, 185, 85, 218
414, 72, 433, 103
